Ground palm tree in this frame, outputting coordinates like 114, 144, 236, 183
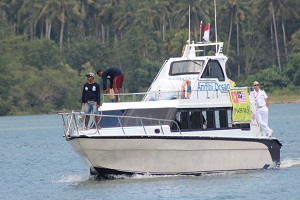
221, 0, 238, 55
258, 0, 281, 71
220, 0, 251, 80
141, 0, 170, 41
274, 0, 300, 62
0, 0, 9, 20
72, 0, 87, 35
48, 0, 76, 48
94, 0, 117, 44
20, 0, 48, 39
1, 0, 26, 35
113, 0, 138, 43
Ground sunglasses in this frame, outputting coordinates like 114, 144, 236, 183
253, 84, 259, 86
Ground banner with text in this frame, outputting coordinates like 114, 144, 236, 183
229, 89, 251, 123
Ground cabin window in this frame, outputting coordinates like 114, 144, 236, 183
201, 60, 225, 81
172, 110, 189, 131
169, 60, 204, 76
180, 110, 189, 130
120, 108, 177, 126
100, 110, 125, 128
204, 109, 214, 129
190, 110, 207, 130
171, 108, 249, 132
227, 109, 233, 128
214, 109, 227, 129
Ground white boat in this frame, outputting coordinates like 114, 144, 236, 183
59, 41, 282, 179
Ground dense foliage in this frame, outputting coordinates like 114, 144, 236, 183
0, 0, 300, 115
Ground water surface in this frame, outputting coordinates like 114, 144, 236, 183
0, 104, 299, 200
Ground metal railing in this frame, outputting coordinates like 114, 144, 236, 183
102, 92, 148, 103
102, 86, 251, 103
58, 111, 181, 140
102, 89, 228, 103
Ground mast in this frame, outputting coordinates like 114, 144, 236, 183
188, 5, 190, 45
214, 0, 218, 52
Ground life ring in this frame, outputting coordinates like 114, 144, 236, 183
181, 78, 191, 99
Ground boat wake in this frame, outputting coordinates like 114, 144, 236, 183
53, 160, 300, 183
280, 158, 300, 168
95, 171, 250, 180
52, 174, 91, 183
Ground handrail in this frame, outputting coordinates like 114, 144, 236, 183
58, 111, 181, 139
102, 88, 231, 102
101, 83, 241, 103
102, 92, 148, 103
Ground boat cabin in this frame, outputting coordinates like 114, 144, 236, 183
99, 42, 251, 133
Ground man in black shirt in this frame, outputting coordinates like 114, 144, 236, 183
81, 72, 101, 129
97, 67, 125, 102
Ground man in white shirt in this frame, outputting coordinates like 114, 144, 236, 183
251, 81, 273, 137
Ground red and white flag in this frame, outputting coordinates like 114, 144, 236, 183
203, 23, 210, 42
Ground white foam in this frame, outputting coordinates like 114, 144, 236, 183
110, 172, 237, 180
52, 174, 90, 183
107, 173, 176, 180
52, 160, 300, 182
280, 158, 300, 168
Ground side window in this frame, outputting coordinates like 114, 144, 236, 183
171, 108, 247, 132
190, 110, 207, 130
171, 110, 189, 131
215, 109, 227, 129
180, 110, 189, 130
201, 64, 210, 78
170, 60, 204, 75
201, 60, 225, 81
204, 109, 214, 129
227, 109, 233, 128
171, 62, 184, 74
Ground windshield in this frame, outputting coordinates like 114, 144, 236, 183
169, 60, 204, 76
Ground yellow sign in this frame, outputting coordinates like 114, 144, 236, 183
229, 89, 251, 123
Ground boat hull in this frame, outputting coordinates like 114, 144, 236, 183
69, 135, 281, 178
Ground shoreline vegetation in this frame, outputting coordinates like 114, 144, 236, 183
5, 94, 300, 117
269, 94, 300, 104
1, 1, 300, 116
49, 93, 300, 115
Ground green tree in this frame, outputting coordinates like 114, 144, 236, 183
283, 53, 300, 86
62, 36, 110, 71
272, 0, 300, 62
0, 54, 20, 115
289, 28, 300, 53
19, 38, 62, 69
241, 66, 288, 92
258, 0, 281, 71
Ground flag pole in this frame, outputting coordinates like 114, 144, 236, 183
199, 21, 202, 43
188, 5, 190, 45
214, 0, 218, 51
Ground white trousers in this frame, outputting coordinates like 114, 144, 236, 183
256, 106, 272, 135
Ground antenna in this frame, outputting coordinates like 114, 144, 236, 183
214, 0, 218, 52
188, 5, 190, 45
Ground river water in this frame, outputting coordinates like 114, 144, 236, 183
0, 103, 299, 200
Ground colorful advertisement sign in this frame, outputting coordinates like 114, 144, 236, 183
230, 89, 251, 123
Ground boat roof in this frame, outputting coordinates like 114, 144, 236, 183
101, 97, 233, 111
